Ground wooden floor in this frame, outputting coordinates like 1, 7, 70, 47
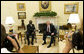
17, 36, 83, 53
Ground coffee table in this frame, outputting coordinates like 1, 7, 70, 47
22, 45, 39, 53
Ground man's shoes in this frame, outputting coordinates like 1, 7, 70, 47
42, 42, 46, 45
47, 45, 51, 48
31, 42, 34, 45
28, 43, 30, 45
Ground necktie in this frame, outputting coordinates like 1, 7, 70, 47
47, 26, 49, 32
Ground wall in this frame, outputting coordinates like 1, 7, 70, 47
1, 1, 39, 32
1, 1, 83, 32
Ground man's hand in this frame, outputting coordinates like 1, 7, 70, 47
32, 32, 34, 34
51, 33, 54, 36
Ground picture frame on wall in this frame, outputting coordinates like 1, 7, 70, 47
18, 12, 26, 19
64, 2, 79, 14
39, 1, 51, 11
17, 3, 26, 11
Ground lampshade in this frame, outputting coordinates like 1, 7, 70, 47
5, 17, 15, 24
68, 14, 80, 24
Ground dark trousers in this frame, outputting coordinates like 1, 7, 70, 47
43, 32, 55, 45
27, 32, 35, 44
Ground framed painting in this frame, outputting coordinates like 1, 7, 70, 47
18, 12, 26, 19
17, 3, 26, 11
64, 2, 79, 14
39, 1, 51, 11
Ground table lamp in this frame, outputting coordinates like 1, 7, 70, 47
5, 17, 15, 34
68, 14, 80, 32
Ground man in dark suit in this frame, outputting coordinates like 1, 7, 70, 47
42, 21, 57, 48
27, 20, 35, 45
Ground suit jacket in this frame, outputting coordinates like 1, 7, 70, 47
27, 24, 35, 33
43, 24, 57, 35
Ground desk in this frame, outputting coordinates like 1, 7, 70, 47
22, 45, 39, 53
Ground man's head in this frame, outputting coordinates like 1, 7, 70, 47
1, 24, 7, 47
29, 20, 32, 24
46, 21, 50, 25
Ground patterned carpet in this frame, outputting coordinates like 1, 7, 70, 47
17, 36, 83, 53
